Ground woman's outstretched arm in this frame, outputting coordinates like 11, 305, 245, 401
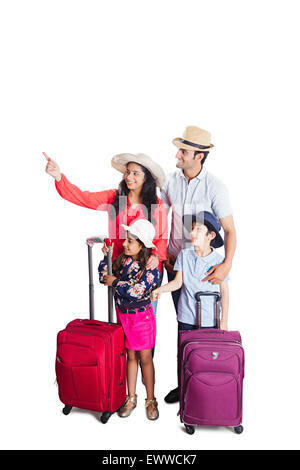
43, 152, 116, 210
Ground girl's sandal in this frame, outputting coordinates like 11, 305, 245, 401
145, 398, 159, 420
118, 394, 137, 418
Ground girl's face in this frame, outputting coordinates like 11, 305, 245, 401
123, 232, 142, 258
124, 162, 145, 192
190, 222, 215, 248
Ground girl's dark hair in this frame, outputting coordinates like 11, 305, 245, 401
112, 235, 152, 278
194, 151, 209, 166
110, 163, 158, 224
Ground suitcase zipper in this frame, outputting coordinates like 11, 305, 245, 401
67, 325, 114, 406
179, 341, 244, 420
183, 344, 243, 375
62, 327, 112, 408
181, 371, 241, 425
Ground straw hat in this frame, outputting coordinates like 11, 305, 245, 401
111, 153, 165, 188
121, 219, 156, 248
173, 126, 214, 152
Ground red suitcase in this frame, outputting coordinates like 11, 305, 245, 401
55, 237, 127, 423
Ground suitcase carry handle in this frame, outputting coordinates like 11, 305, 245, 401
119, 352, 126, 386
82, 320, 108, 327
86, 236, 115, 323
195, 291, 221, 301
195, 291, 222, 329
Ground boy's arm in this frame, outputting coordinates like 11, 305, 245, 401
151, 270, 183, 300
220, 281, 229, 330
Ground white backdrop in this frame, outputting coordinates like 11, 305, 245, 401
1, 0, 299, 450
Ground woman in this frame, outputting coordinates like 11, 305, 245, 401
43, 152, 167, 318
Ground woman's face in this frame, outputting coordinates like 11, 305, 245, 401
124, 162, 145, 192
123, 232, 142, 258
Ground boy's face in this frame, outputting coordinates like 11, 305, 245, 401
190, 221, 215, 248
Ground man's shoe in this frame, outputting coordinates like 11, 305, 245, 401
164, 387, 179, 403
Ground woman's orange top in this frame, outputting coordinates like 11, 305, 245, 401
55, 174, 168, 271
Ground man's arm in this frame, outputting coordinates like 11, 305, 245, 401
220, 214, 236, 269
220, 281, 229, 330
202, 214, 236, 284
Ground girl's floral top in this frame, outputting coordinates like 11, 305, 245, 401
98, 255, 160, 309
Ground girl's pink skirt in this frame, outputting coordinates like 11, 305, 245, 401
116, 304, 156, 351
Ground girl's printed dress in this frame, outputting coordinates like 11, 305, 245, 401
98, 256, 160, 351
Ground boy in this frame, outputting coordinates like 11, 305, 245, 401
151, 211, 229, 402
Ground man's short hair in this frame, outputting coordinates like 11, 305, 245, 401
194, 150, 209, 165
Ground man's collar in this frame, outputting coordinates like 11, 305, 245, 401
177, 167, 207, 181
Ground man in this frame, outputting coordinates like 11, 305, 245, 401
160, 126, 236, 403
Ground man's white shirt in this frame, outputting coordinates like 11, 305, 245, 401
160, 167, 232, 258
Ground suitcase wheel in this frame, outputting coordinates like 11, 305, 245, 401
184, 424, 195, 435
62, 405, 72, 415
234, 425, 244, 434
100, 411, 112, 424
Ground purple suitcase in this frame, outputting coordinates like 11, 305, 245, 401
178, 291, 244, 435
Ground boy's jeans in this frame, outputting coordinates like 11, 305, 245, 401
178, 321, 197, 332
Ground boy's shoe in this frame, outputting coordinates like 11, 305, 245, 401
164, 387, 179, 403
118, 394, 137, 418
145, 398, 159, 420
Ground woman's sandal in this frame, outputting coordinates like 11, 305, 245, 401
118, 394, 137, 418
145, 398, 159, 420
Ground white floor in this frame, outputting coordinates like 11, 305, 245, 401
2, 0, 300, 450
2, 286, 299, 451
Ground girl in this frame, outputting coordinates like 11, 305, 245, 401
98, 219, 160, 420
43, 152, 167, 321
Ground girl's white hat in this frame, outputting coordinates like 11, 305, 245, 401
121, 219, 156, 249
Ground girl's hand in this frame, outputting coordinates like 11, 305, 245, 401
102, 241, 114, 257
220, 319, 228, 331
146, 254, 159, 270
151, 288, 161, 301
43, 152, 62, 182
103, 275, 117, 286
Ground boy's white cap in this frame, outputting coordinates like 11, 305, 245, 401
121, 219, 156, 249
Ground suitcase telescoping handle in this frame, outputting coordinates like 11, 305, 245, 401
86, 236, 115, 323
195, 291, 221, 329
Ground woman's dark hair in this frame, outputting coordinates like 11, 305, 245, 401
110, 163, 158, 224
112, 235, 152, 278
194, 151, 209, 166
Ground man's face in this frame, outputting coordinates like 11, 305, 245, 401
175, 148, 202, 170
